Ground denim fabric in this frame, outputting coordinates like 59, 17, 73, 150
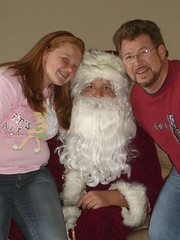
149, 167, 180, 240
0, 167, 67, 240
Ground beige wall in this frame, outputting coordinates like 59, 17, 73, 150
0, 0, 179, 63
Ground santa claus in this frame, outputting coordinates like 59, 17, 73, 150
58, 50, 164, 240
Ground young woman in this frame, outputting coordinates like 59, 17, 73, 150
0, 30, 84, 240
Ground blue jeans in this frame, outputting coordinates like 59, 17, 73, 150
0, 167, 67, 240
149, 167, 180, 240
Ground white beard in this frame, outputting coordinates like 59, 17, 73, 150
59, 95, 136, 187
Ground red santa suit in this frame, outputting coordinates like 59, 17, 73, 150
60, 50, 164, 240
65, 125, 164, 240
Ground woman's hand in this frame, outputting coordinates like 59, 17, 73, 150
77, 190, 128, 210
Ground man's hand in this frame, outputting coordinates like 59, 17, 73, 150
77, 190, 128, 210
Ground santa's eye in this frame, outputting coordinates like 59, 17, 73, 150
85, 84, 94, 89
63, 57, 69, 63
104, 85, 111, 90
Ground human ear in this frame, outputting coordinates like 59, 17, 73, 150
42, 47, 49, 61
157, 44, 166, 59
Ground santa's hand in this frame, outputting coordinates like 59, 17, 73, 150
77, 190, 128, 210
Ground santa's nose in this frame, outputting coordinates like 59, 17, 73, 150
94, 89, 103, 98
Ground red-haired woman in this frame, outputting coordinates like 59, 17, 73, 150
0, 30, 84, 240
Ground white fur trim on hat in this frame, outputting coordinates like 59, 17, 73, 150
71, 49, 130, 99
110, 180, 147, 227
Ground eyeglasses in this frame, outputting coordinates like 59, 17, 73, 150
122, 47, 156, 65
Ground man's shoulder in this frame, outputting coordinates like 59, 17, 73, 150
168, 59, 180, 71
168, 60, 180, 87
169, 59, 180, 64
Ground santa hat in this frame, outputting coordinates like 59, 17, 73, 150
70, 49, 130, 99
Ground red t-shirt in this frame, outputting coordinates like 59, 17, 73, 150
131, 60, 180, 173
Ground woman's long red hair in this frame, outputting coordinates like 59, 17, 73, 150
0, 31, 85, 129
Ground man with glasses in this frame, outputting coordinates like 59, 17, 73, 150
113, 19, 180, 240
